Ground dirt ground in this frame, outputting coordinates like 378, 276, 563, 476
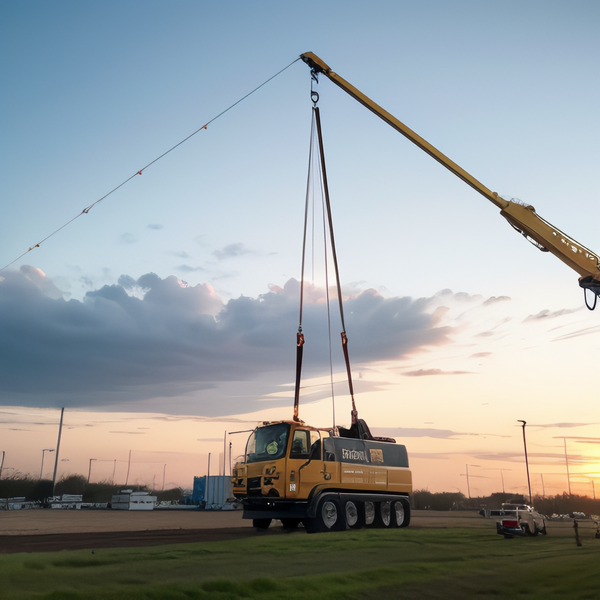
0, 508, 592, 554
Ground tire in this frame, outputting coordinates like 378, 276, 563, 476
344, 500, 360, 529
363, 501, 376, 526
252, 518, 272, 530
541, 522, 547, 535
392, 499, 411, 528
319, 497, 341, 530
280, 518, 301, 530
524, 523, 538, 537
377, 501, 392, 528
305, 496, 342, 533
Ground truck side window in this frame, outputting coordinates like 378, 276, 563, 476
290, 430, 310, 458
323, 438, 335, 461
309, 430, 321, 460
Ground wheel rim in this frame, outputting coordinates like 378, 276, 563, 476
364, 501, 375, 525
345, 501, 359, 528
321, 500, 339, 529
380, 501, 391, 526
393, 501, 405, 526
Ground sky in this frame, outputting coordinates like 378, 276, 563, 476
1, 0, 599, 498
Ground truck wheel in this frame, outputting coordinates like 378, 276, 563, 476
524, 523, 538, 536
392, 499, 410, 527
363, 501, 376, 526
319, 497, 341, 531
252, 518, 272, 530
344, 500, 360, 529
377, 501, 392, 527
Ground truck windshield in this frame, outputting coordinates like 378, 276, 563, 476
245, 423, 290, 463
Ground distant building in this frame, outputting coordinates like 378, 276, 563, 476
187, 475, 235, 510
49, 494, 83, 509
110, 490, 157, 510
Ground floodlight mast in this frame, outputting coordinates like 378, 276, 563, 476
518, 420, 532, 504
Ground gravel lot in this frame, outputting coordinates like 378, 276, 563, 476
0, 508, 592, 553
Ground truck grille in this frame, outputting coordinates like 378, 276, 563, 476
247, 476, 262, 496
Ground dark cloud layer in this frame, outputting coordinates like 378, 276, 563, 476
0, 268, 456, 414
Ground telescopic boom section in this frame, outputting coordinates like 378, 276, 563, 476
300, 52, 600, 305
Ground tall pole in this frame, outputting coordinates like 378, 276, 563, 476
87, 458, 96, 483
563, 438, 572, 495
229, 441, 232, 478
466, 464, 471, 499
162, 464, 167, 491
112, 459, 117, 483
0, 450, 4, 479
40, 448, 54, 479
518, 420, 532, 505
125, 450, 132, 486
223, 430, 227, 476
51, 407, 64, 496
206, 452, 211, 508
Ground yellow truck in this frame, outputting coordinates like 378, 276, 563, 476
232, 418, 412, 532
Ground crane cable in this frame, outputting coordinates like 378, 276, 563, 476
1, 57, 301, 273
293, 86, 358, 425
313, 104, 359, 426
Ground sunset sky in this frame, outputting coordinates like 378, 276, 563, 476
1, 0, 598, 497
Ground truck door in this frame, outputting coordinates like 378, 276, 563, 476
286, 429, 324, 499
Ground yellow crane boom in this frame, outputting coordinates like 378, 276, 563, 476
300, 52, 600, 309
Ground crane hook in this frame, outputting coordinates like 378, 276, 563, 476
310, 70, 319, 105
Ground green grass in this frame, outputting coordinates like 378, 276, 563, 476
1, 527, 598, 600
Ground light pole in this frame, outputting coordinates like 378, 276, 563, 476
87, 458, 97, 483
162, 464, 167, 491
488, 468, 511, 494
462, 464, 480, 498
570, 476, 597, 499
563, 438, 572, 495
518, 420, 532, 505
40, 449, 55, 479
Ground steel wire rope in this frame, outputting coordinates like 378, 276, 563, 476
311, 111, 338, 428
320, 179, 337, 430
293, 104, 316, 421
313, 105, 358, 423
1, 57, 301, 272
294, 106, 338, 425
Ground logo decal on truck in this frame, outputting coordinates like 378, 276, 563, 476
342, 448, 367, 462
370, 449, 384, 463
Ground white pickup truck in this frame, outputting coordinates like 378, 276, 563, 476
492, 503, 547, 538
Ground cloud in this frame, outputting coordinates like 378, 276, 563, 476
403, 369, 473, 377
147, 224, 163, 230
176, 265, 205, 273
0, 268, 487, 415
372, 427, 471, 439
119, 233, 138, 244
533, 423, 598, 429
212, 243, 252, 261
523, 307, 580, 321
